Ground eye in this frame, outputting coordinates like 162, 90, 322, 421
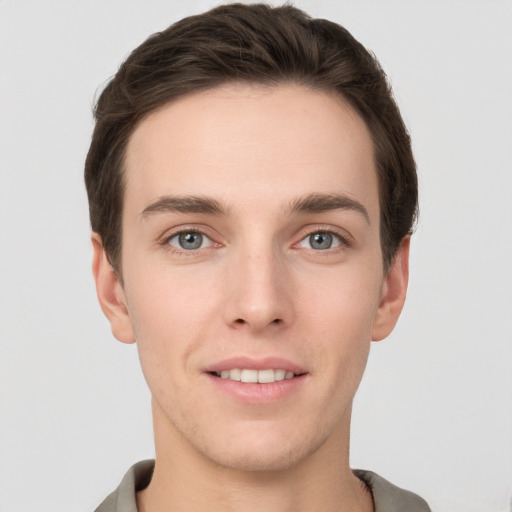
167, 231, 212, 251
299, 231, 343, 250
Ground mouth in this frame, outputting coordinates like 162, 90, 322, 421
204, 357, 308, 402
210, 368, 300, 383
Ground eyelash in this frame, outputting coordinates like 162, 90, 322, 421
160, 226, 352, 256
296, 227, 352, 251
161, 228, 217, 256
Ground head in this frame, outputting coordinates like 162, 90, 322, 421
85, 3, 417, 276
86, 3, 417, 473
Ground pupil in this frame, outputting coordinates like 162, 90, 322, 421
311, 232, 332, 250
179, 232, 202, 250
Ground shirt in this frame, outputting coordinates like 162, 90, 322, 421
95, 459, 431, 512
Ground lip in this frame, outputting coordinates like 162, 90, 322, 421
203, 356, 307, 374
203, 356, 308, 404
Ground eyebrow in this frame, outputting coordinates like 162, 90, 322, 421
140, 195, 227, 219
140, 192, 370, 224
286, 193, 370, 224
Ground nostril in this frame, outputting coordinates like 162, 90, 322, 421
233, 318, 282, 326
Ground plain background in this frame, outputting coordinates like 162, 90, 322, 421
1, 1, 511, 511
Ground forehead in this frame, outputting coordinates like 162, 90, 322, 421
124, 83, 378, 219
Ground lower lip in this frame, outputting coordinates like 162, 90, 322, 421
205, 373, 308, 404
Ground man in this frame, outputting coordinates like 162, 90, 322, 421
85, 3, 430, 511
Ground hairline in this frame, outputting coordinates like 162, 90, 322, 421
111, 79, 392, 276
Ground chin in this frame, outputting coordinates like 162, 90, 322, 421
153, 396, 349, 474
205, 444, 309, 472
196, 425, 332, 473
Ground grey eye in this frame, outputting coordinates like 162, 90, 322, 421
178, 232, 203, 250
168, 231, 210, 250
298, 231, 343, 251
309, 232, 333, 250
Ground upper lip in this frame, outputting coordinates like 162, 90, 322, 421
204, 356, 307, 375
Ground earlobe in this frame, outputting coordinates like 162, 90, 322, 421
371, 236, 410, 342
91, 233, 136, 344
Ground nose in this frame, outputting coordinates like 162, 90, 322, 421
223, 244, 294, 333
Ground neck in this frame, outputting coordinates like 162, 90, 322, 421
137, 402, 373, 512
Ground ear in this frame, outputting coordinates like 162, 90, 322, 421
91, 233, 136, 344
372, 236, 410, 341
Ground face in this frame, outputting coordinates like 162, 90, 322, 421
93, 84, 408, 472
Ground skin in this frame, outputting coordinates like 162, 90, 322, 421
92, 84, 409, 512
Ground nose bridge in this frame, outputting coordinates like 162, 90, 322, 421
224, 234, 292, 331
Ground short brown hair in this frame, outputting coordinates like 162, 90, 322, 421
85, 2, 417, 272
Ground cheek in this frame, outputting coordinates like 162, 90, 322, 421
125, 258, 220, 332
302, 265, 382, 336
300, 266, 382, 380
122, 266, 219, 385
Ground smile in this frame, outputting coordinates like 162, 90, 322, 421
206, 359, 308, 403
214, 368, 296, 383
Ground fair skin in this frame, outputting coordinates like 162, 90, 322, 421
92, 84, 409, 512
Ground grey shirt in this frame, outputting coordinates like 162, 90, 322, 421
95, 460, 431, 512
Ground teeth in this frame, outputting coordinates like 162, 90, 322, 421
226, 368, 241, 381
241, 369, 258, 383
257, 369, 275, 383
274, 369, 286, 381
216, 368, 296, 383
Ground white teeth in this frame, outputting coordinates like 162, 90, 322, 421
216, 368, 296, 383
240, 369, 258, 383
257, 369, 275, 383
229, 368, 241, 381
274, 369, 286, 381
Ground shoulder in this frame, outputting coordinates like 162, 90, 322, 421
94, 460, 154, 512
353, 469, 431, 512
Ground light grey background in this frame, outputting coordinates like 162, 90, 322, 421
1, 1, 511, 511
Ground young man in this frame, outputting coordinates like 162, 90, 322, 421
86, 4, 430, 511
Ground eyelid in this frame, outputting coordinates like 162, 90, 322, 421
159, 225, 221, 254
295, 225, 353, 249
167, 231, 213, 250
298, 232, 342, 250
158, 224, 353, 254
